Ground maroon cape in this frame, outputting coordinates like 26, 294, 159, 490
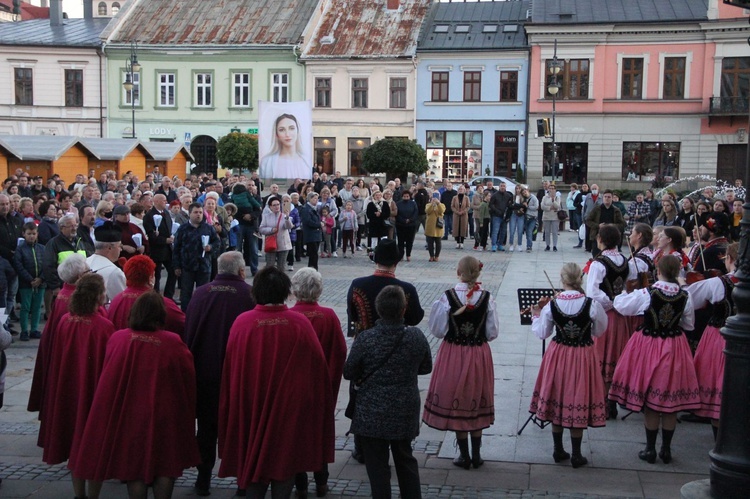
37, 313, 115, 464
29, 284, 108, 416
28, 282, 75, 414
69, 329, 200, 482
108, 286, 185, 337
218, 305, 334, 486
290, 301, 346, 405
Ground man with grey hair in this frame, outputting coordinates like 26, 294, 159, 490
86, 222, 126, 302
184, 251, 255, 496
42, 214, 87, 297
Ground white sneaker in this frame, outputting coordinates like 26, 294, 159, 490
508, 245, 515, 252
287, 266, 294, 272
332, 251, 338, 258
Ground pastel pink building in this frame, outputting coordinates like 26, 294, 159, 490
526, 0, 750, 189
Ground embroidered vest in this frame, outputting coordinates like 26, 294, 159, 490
444, 289, 490, 346
708, 275, 736, 328
597, 254, 629, 300
634, 252, 656, 285
638, 287, 689, 338
550, 298, 594, 347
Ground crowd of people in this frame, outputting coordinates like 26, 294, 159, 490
0, 165, 741, 497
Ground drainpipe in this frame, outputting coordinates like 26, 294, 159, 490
524, 46, 532, 184
98, 46, 104, 137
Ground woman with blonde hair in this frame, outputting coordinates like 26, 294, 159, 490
258, 113, 310, 179
94, 201, 113, 228
530, 263, 608, 468
423, 256, 499, 469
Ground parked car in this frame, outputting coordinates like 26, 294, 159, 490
469, 176, 518, 192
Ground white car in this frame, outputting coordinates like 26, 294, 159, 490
468, 176, 518, 192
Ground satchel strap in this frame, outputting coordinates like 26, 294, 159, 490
355, 326, 406, 388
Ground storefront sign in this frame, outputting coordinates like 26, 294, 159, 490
149, 127, 174, 136
496, 133, 518, 145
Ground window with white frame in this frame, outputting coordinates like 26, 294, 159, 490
233, 72, 250, 107
195, 72, 212, 107
272, 72, 289, 102
158, 72, 175, 107
123, 70, 139, 106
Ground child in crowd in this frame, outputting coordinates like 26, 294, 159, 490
13, 222, 46, 341
338, 201, 358, 258
320, 206, 335, 258
224, 203, 239, 251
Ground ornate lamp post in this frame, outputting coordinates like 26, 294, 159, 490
682, 2, 750, 497
122, 42, 141, 139
547, 40, 563, 182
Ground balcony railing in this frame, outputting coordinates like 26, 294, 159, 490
710, 96, 749, 115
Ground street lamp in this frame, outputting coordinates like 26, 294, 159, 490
122, 42, 141, 139
547, 39, 563, 181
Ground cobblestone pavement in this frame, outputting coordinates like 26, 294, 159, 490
0, 230, 711, 498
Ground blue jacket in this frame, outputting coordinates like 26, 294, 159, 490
173, 221, 221, 274
299, 203, 322, 244
13, 241, 45, 288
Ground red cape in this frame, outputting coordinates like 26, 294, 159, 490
69, 329, 199, 482
218, 305, 334, 486
37, 313, 115, 464
28, 282, 75, 414
290, 301, 346, 403
108, 286, 185, 337
29, 284, 110, 416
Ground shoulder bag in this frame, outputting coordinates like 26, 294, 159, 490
264, 214, 283, 253
345, 327, 405, 419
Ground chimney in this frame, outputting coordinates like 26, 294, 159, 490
50, 0, 63, 26
84, 0, 93, 19
387, 0, 400, 11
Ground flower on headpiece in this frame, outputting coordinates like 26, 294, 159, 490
478, 261, 484, 271
706, 217, 716, 230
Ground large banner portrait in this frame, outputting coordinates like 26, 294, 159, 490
257, 100, 313, 180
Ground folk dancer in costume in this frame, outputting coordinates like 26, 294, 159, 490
530, 263, 608, 468
686, 242, 739, 440
625, 223, 655, 332
346, 238, 424, 462
691, 213, 729, 275
585, 224, 630, 419
423, 256, 500, 470
609, 255, 701, 464
652, 227, 691, 280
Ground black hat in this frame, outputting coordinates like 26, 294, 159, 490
94, 221, 122, 243
373, 239, 400, 266
113, 205, 131, 216
698, 212, 729, 236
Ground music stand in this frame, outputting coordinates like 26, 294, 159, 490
517, 287, 560, 435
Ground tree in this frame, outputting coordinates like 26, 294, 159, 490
216, 133, 259, 173
361, 138, 429, 179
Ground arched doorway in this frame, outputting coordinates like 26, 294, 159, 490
190, 135, 218, 176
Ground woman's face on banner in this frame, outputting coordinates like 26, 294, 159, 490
276, 117, 298, 150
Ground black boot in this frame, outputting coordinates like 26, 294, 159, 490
470, 436, 484, 469
659, 428, 674, 464
639, 428, 658, 464
453, 438, 471, 469
552, 431, 570, 462
607, 400, 618, 420
712, 425, 719, 441
570, 436, 587, 468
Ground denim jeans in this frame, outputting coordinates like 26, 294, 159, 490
237, 224, 259, 273
524, 217, 537, 249
508, 214, 525, 247
180, 269, 210, 312
443, 213, 453, 239
491, 216, 507, 248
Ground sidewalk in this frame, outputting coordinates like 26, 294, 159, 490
0, 228, 712, 498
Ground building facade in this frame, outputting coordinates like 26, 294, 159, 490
0, 13, 109, 137
526, 0, 750, 190
301, 0, 430, 178
103, 0, 318, 176
416, 0, 530, 184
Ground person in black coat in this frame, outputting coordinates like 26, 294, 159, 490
299, 192, 323, 270
143, 194, 176, 299
344, 285, 432, 499
395, 191, 419, 261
